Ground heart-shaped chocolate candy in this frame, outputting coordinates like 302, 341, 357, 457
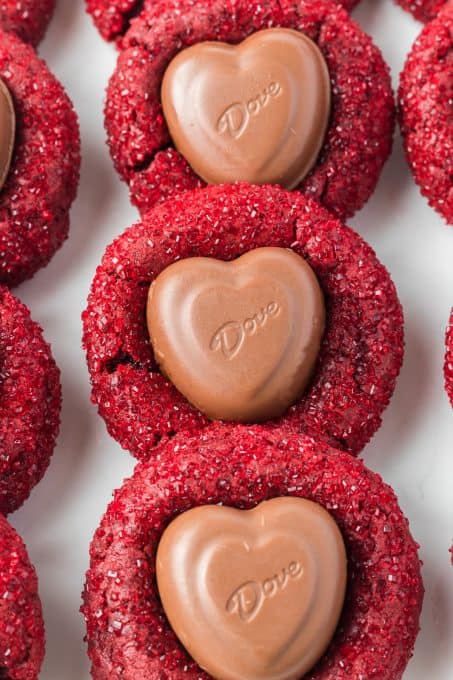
147, 247, 325, 422
161, 28, 331, 189
0, 79, 15, 191
156, 497, 347, 680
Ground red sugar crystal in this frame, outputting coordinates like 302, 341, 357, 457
395, 0, 447, 22
0, 0, 55, 46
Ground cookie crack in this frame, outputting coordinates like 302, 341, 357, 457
130, 143, 173, 176
308, 20, 324, 45
123, 0, 145, 29
104, 351, 145, 374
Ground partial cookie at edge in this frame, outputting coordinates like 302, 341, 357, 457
0, 0, 56, 46
395, 0, 447, 23
0, 29, 80, 287
0, 286, 61, 515
85, 0, 361, 43
0, 514, 45, 679
105, 0, 394, 220
398, 3, 453, 224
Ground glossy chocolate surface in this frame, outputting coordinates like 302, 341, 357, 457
161, 29, 331, 188
147, 247, 325, 422
0, 79, 15, 191
156, 498, 347, 680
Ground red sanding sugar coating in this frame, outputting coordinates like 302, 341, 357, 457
85, 0, 158, 42
395, 0, 447, 22
0, 286, 61, 515
445, 309, 453, 406
398, 4, 453, 224
82, 183, 404, 461
0, 0, 55, 46
105, 0, 394, 221
0, 514, 44, 679
82, 424, 423, 680
85, 0, 361, 42
0, 29, 80, 288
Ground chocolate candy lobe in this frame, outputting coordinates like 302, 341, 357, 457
156, 498, 347, 680
161, 29, 331, 189
147, 247, 325, 423
0, 79, 16, 192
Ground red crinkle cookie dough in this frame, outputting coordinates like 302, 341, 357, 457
0, 514, 44, 679
82, 424, 423, 680
86, 0, 361, 43
0, 29, 80, 287
105, 0, 394, 220
395, 0, 447, 22
445, 309, 453, 406
85, 0, 168, 43
0, 286, 61, 515
82, 183, 404, 461
0, 0, 55, 46
398, 4, 453, 224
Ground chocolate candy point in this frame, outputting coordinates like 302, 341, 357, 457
147, 247, 325, 422
156, 497, 347, 680
161, 28, 331, 189
0, 79, 15, 191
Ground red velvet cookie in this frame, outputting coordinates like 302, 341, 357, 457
105, 0, 394, 220
0, 514, 45, 679
0, 29, 80, 287
82, 424, 423, 680
395, 0, 447, 22
85, 0, 172, 43
0, 0, 55, 46
446, 309, 453, 406
82, 183, 404, 461
0, 286, 61, 515
86, 0, 361, 43
398, 3, 453, 224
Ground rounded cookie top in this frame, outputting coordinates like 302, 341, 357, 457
85, 0, 164, 42
0, 514, 45, 679
0, 286, 61, 515
395, 0, 447, 22
85, 0, 361, 43
105, 0, 394, 220
446, 309, 453, 407
82, 183, 404, 461
0, 0, 56, 46
398, 3, 453, 224
0, 29, 80, 287
82, 424, 423, 680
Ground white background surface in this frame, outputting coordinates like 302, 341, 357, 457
8, 0, 453, 677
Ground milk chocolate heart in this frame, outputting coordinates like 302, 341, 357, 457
161, 28, 331, 189
146, 247, 325, 422
156, 498, 347, 680
0, 79, 15, 191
